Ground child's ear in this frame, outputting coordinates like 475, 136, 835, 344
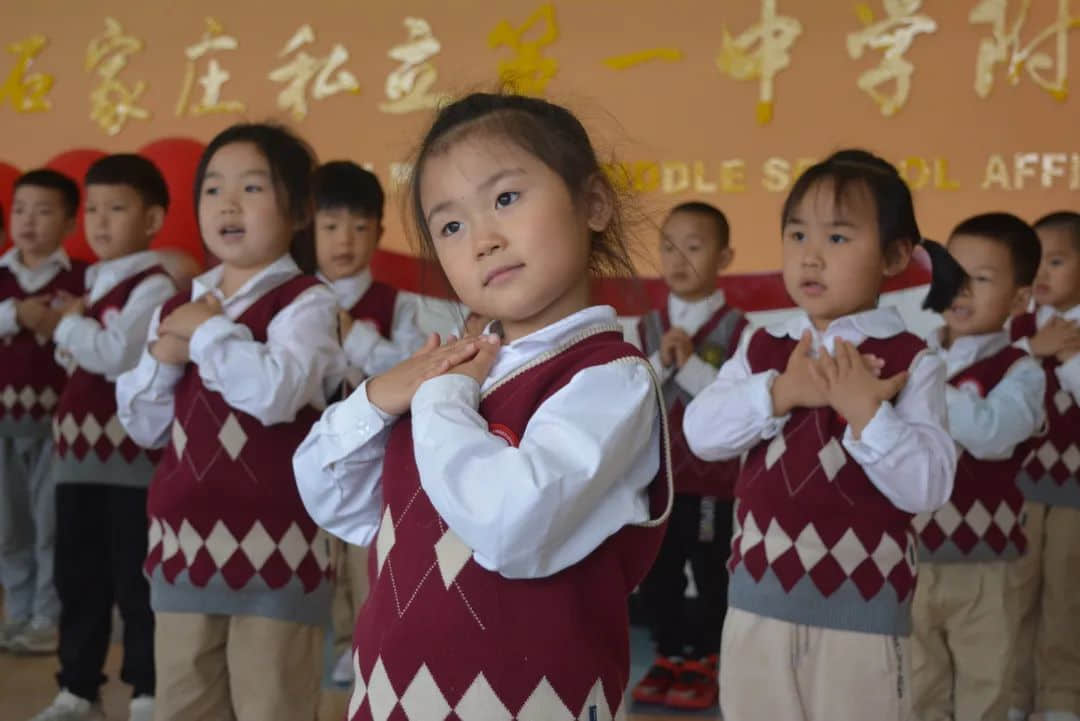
144, 205, 165, 238
376, 222, 385, 244
583, 173, 615, 233
717, 246, 735, 274
883, 237, 914, 278
1012, 285, 1033, 316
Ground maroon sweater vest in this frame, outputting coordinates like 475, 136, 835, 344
0, 260, 87, 436
52, 266, 165, 485
144, 275, 331, 625
349, 330, 670, 721
638, 303, 748, 498
728, 329, 927, 635
348, 280, 398, 339
915, 346, 1030, 562
1010, 312, 1080, 508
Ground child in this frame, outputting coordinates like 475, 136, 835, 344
910, 213, 1045, 721
115, 124, 345, 721
311, 160, 426, 684
1009, 211, 1080, 721
683, 149, 959, 721
293, 92, 672, 721
33, 155, 176, 721
632, 201, 747, 710
0, 171, 86, 655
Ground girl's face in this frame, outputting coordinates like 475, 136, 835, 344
199, 142, 293, 275
781, 179, 910, 330
420, 134, 610, 342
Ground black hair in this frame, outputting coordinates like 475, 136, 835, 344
950, 212, 1041, 285
14, 169, 80, 219
407, 92, 633, 284
313, 161, 385, 220
669, 201, 730, 248
1034, 211, 1080, 252
781, 149, 966, 313
85, 153, 170, 210
195, 123, 318, 273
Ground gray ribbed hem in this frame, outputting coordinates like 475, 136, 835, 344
1018, 472, 1080, 509
728, 565, 911, 636
149, 568, 331, 627
0, 418, 51, 438
918, 541, 1023, 564
54, 454, 155, 488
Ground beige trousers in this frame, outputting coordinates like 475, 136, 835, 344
330, 542, 371, 654
912, 561, 1021, 721
719, 607, 912, 721
153, 612, 323, 721
1012, 502, 1080, 716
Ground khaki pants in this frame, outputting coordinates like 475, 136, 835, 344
720, 607, 912, 721
912, 561, 1021, 721
1012, 502, 1080, 716
330, 542, 370, 655
153, 612, 323, 721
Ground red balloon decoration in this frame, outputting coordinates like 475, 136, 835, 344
0, 161, 20, 253
45, 148, 107, 262
139, 137, 207, 267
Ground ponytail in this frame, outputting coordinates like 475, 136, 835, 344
919, 238, 968, 312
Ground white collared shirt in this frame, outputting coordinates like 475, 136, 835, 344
116, 254, 347, 448
293, 304, 662, 580
53, 250, 177, 381
0, 247, 76, 337
319, 268, 426, 381
1015, 304, 1080, 403
927, 328, 1045, 460
641, 290, 734, 398
683, 307, 957, 513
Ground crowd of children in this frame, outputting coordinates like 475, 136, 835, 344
0, 92, 1078, 721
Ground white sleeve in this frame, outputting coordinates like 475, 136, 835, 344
674, 354, 719, 397
1056, 354, 1080, 404
293, 380, 395, 546
115, 305, 185, 449
411, 359, 661, 580
842, 351, 958, 513
0, 298, 18, 337
947, 357, 1046, 460
188, 285, 346, 425
343, 292, 427, 377
53, 274, 177, 380
683, 330, 788, 461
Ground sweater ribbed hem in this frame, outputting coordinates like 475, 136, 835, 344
918, 540, 1023, 563
1018, 472, 1080, 509
149, 568, 331, 627
728, 565, 911, 636
0, 417, 51, 438
53, 453, 155, 488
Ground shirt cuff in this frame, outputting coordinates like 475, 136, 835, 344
752, 370, 789, 439
327, 380, 396, 443
674, 354, 718, 396
188, 314, 243, 364
412, 373, 480, 417
0, 299, 17, 337
53, 314, 85, 347
842, 401, 896, 462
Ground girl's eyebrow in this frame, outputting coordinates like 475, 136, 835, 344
426, 167, 526, 225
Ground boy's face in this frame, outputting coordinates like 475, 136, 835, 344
659, 210, 732, 301
10, 185, 74, 262
944, 234, 1028, 338
315, 207, 383, 281
1034, 224, 1080, 312
85, 184, 163, 261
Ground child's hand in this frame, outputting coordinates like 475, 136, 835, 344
15, 296, 53, 334
1030, 317, 1080, 358
160, 295, 223, 339
443, 334, 501, 384
57, 294, 87, 319
771, 332, 830, 415
660, 328, 694, 368
366, 333, 488, 416
1057, 336, 1080, 364
150, 333, 191, 366
810, 340, 908, 438
338, 309, 355, 341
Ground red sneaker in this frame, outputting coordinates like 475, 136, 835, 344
664, 657, 719, 710
631, 656, 682, 705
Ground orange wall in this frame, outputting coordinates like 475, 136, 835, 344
2, 0, 1078, 273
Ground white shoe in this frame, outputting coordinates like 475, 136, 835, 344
12, 618, 59, 655
0, 618, 28, 651
128, 695, 154, 721
1009, 710, 1030, 721
331, 648, 355, 685
27, 690, 105, 721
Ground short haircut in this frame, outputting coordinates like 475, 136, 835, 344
668, 201, 730, 248
950, 212, 1042, 285
1034, 211, 1080, 253
85, 154, 170, 210
313, 161, 385, 220
14, 169, 80, 218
